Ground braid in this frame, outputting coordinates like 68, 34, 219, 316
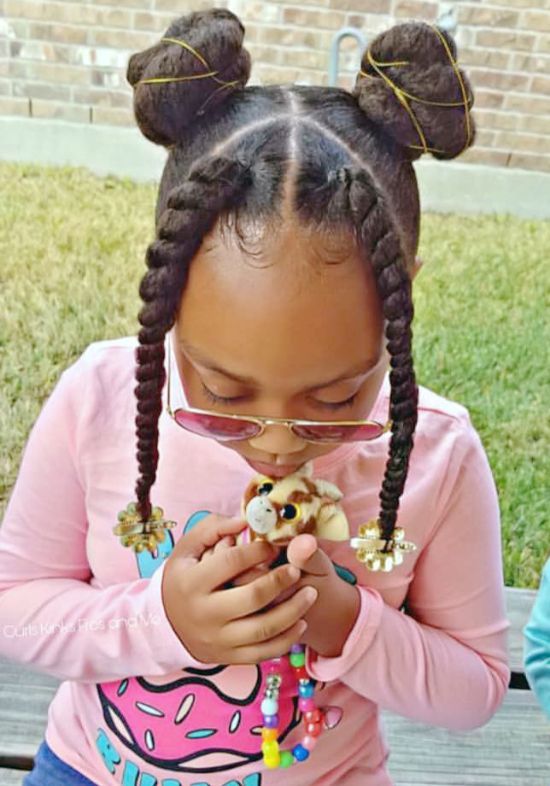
349, 169, 418, 540
299, 161, 418, 547
134, 156, 253, 523
347, 167, 418, 545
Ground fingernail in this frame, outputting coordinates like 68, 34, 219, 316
287, 566, 300, 582
298, 620, 308, 634
303, 588, 318, 603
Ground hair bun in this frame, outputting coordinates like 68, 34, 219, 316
352, 21, 475, 161
127, 8, 251, 147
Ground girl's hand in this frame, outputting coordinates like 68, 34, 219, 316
161, 514, 318, 665
201, 532, 281, 587
286, 534, 361, 658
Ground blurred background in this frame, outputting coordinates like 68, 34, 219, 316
0, 0, 549, 176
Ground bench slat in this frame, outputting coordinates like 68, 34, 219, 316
0, 659, 59, 762
0, 769, 24, 785
382, 690, 550, 785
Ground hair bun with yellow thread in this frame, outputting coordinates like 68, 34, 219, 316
352, 21, 476, 161
127, 8, 251, 147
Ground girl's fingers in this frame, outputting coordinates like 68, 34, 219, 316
230, 619, 309, 665
214, 535, 236, 551
173, 515, 248, 562
226, 554, 276, 587
194, 540, 279, 592
286, 535, 332, 576
218, 563, 304, 618
229, 564, 270, 586
201, 536, 237, 562
223, 586, 317, 648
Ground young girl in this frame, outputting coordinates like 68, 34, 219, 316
0, 9, 511, 786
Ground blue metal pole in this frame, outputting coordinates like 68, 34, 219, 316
328, 27, 367, 87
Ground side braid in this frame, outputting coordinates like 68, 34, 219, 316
346, 167, 418, 546
135, 156, 253, 524
293, 158, 418, 550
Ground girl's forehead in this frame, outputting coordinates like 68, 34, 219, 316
175, 219, 384, 386
192, 212, 374, 293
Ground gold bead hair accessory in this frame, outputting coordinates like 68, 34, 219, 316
136, 37, 244, 116
359, 23, 473, 156
350, 519, 417, 572
113, 502, 177, 553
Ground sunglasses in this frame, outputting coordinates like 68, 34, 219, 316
165, 336, 391, 444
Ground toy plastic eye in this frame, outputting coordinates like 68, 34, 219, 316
281, 503, 301, 521
257, 480, 274, 495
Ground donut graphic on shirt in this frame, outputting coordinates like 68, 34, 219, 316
98, 658, 301, 774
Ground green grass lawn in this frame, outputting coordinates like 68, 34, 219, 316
0, 161, 548, 588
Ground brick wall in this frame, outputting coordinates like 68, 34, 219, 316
1, 0, 549, 173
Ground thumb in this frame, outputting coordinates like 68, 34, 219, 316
286, 534, 332, 577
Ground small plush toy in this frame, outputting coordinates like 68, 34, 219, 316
238, 461, 417, 572
237, 461, 350, 545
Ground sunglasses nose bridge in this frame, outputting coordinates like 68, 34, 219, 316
247, 417, 308, 450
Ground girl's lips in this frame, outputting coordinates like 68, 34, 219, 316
245, 459, 305, 478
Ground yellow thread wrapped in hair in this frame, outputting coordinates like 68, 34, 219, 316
359, 23, 472, 156
135, 36, 243, 116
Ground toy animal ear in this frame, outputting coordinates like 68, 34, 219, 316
241, 478, 261, 513
298, 461, 314, 478
314, 478, 344, 502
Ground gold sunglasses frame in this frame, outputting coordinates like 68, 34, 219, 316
165, 335, 392, 444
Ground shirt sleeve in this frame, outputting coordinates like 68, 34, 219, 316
523, 557, 550, 719
305, 414, 511, 732
0, 351, 205, 683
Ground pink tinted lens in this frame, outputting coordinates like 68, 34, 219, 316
173, 410, 259, 441
292, 422, 385, 443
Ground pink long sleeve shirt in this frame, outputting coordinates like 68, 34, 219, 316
0, 334, 510, 786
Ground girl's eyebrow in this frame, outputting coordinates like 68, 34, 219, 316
179, 340, 381, 392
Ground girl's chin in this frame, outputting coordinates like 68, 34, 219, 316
243, 458, 307, 478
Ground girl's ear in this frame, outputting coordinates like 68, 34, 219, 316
411, 255, 423, 281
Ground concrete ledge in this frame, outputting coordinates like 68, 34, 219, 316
0, 116, 167, 183
415, 159, 550, 221
1, 116, 549, 219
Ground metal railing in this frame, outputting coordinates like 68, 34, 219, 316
327, 9, 458, 86
328, 27, 367, 87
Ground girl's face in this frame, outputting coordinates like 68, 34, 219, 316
172, 213, 417, 477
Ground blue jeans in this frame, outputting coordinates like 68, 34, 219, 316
22, 739, 99, 786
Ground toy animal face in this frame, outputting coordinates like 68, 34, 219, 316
240, 462, 349, 544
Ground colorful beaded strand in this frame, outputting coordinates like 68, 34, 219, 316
260, 644, 324, 769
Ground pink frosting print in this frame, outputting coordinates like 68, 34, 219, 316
97, 659, 301, 774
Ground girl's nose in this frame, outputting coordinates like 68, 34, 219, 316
247, 422, 307, 455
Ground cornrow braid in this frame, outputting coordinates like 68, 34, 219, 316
135, 155, 253, 524
314, 164, 418, 546
349, 167, 418, 545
